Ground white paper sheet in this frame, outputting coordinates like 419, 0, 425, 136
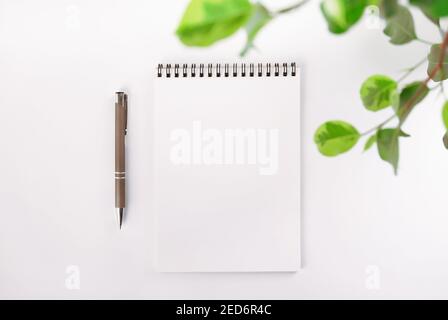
154, 66, 300, 272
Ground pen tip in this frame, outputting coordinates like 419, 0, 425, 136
116, 208, 124, 230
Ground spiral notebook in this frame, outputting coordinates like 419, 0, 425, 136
154, 62, 300, 272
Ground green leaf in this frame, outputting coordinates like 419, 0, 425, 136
239, 3, 272, 57
360, 75, 398, 111
380, 0, 399, 18
427, 43, 448, 82
176, 0, 253, 47
410, 0, 448, 18
399, 129, 411, 137
443, 131, 448, 149
442, 101, 448, 129
383, 5, 417, 45
364, 134, 377, 151
399, 82, 429, 109
314, 120, 360, 156
377, 128, 400, 174
320, 0, 368, 34
396, 81, 430, 121
421, 6, 440, 25
390, 89, 400, 113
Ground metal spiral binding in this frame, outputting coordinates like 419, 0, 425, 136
157, 63, 297, 78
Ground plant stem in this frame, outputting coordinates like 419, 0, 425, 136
439, 28, 445, 39
397, 57, 428, 83
416, 37, 435, 46
438, 22, 445, 40
434, 81, 448, 100
361, 114, 397, 136
274, 0, 311, 16
441, 81, 447, 100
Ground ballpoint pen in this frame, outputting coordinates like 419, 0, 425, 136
115, 92, 127, 229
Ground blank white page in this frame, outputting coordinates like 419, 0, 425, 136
154, 64, 300, 272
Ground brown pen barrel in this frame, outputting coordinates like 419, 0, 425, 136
115, 92, 126, 209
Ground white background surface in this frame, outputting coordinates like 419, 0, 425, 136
1, 0, 448, 299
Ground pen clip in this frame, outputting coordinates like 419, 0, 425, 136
116, 92, 127, 135
124, 94, 128, 133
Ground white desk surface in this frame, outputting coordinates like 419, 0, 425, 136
1, 0, 448, 299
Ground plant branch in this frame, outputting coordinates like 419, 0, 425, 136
399, 32, 448, 125
274, 0, 311, 16
361, 34, 448, 140
415, 37, 435, 46
440, 81, 447, 100
397, 57, 428, 83
361, 114, 397, 137
439, 28, 445, 39
438, 21, 445, 40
